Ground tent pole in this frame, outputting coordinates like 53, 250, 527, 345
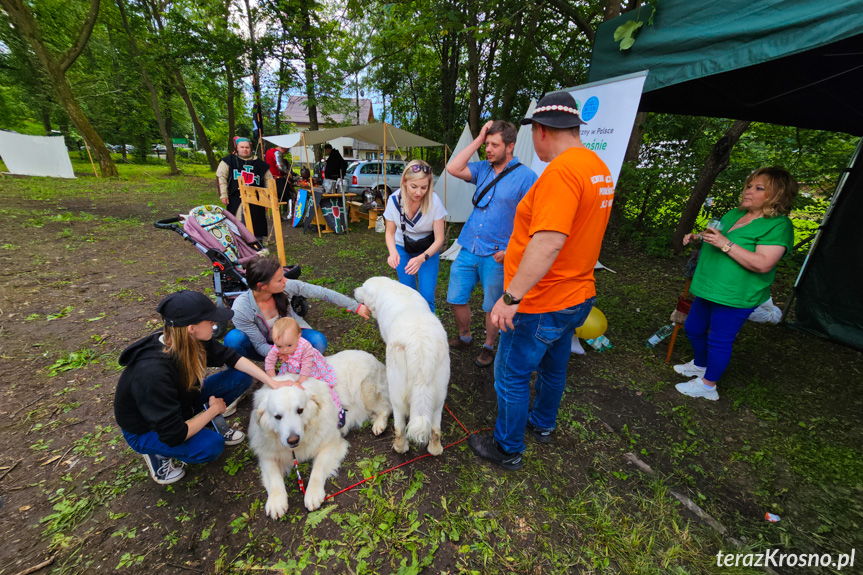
302, 133, 321, 238
444, 144, 449, 213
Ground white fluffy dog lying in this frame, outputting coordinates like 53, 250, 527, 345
354, 276, 450, 456
248, 350, 390, 518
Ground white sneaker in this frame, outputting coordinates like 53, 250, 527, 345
223, 397, 240, 417
142, 453, 186, 485
675, 378, 719, 401
673, 359, 706, 378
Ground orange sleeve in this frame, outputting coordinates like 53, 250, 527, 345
527, 166, 580, 238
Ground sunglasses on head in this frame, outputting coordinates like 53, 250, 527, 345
408, 164, 431, 174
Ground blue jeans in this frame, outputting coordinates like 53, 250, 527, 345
121, 370, 251, 463
395, 244, 440, 313
493, 297, 595, 454
223, 326, 327, 357
684, 297, 756, 382
446, 249, 505, 313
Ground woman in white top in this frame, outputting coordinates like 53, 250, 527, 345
383, 159, 448, 312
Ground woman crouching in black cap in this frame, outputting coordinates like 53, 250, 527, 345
114, 290, 288, 485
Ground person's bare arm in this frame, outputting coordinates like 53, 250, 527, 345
185, 396, 224, 439
702, 228, 786, 273
490, 231, 567, 331
447, 120, 493, 182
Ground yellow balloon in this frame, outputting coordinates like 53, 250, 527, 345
575, 308, 607, 340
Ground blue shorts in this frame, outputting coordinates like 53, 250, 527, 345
446, 248, 505, 313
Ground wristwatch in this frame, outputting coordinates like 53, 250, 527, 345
423, 253, 430, 261
721, 241, 735, 253
502, 292, 522, 305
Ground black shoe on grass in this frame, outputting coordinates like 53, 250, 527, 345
468, 434, 524, 471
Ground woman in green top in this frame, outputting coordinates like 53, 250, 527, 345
673, 167, 797, 401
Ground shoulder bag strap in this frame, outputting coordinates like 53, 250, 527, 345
472, 162, 523, 207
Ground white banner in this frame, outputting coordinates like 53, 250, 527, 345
529, 71, 647, 184
0, 131, 75, 179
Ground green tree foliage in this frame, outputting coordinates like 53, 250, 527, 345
616, 114, 857, 256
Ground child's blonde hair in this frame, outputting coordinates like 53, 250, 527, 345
272, 317, 300, 342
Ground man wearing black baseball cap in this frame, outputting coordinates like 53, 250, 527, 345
114, 290, 286, 485
469, 91, 615, 470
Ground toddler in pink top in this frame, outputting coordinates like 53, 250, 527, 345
265, 318, 345, 428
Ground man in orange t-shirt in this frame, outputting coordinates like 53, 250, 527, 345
468, 92, 614, 470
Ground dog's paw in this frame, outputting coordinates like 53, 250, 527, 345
372, 417, 388, 436
265, 494, 289, 520
304, 487, 325, 511
428, 429, 443, 456
393, 435, 409, 454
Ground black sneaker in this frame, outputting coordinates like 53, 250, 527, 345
526, 420, 553, 444
467, 434, 524, 471
222, 428, 246, 446
142, 453, 185, 485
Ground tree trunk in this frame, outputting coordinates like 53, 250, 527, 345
603, 0, 624, 21
300, 0, 320, 160
623, 111, 648, 165
172, 69, 218, 170
498, 11, 530, 122
116, 0, 179, 175
243, 0, 264, 156
40, 103, 52, 134
225, 63, 235, 153
222, 1, 235, 153
1, 0, 118, 176
672, 120, 751, 251
435, 28, 460, 147
465, 12, 481, 137
146, 1, 217, 170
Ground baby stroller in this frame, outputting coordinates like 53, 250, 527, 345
155, 204, 307, 338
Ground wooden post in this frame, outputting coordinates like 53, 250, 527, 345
83, 139, 98, 177
239, 178, 286, 266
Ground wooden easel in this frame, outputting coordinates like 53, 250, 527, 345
239, 178, 287, 266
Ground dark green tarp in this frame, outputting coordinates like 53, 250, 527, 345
792, 141, 863, 350
588, 0, 863, 350
588, 0, 863, 136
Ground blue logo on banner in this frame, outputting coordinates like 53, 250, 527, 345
582, 96, 599, 122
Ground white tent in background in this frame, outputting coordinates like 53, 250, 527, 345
0, 132, 75, 178
435, 124, 478, 223
512, 99, 537, 172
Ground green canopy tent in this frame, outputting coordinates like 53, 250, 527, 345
587, 0, 863, 350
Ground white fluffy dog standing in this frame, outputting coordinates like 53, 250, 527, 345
354, 276, 449, 456
249, 350, 390, 518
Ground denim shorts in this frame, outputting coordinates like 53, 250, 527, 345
446, 248, 505, 312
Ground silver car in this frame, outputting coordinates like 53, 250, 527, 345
345, 160, 406, 196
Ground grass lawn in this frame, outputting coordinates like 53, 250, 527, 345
0, 158, 860, 574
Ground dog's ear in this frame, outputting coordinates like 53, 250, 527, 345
254, 406, 266, 426
306, 391, 325, 417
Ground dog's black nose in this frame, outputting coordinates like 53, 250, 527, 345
287, 434, 300, 447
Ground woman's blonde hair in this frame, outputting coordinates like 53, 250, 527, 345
740, 166, 798, 217
163, 325, 207, 392
399, 159, 434, 215
272, 317, 300, 343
